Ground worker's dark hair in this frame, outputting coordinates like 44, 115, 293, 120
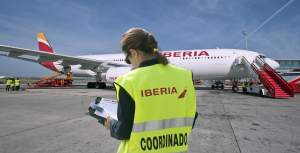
121, 28, 169, 65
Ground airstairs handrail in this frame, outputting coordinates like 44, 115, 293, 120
240, 56, 259, 80
256, 57, 294, 97
289, 76, 300, 84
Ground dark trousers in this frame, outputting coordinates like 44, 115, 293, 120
6, 85, 10, 91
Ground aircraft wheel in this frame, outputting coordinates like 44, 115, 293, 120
96, 82, 107, 89
87, 82, 96, 88
232, 86, 239, 92
259, 90, 263, 97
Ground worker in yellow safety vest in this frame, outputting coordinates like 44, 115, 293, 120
5, 78, 12, 91
102, 28, 198, 153
15, 78, 20, 91
10, 78, 15, 91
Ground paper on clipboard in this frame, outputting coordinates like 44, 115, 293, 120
89, 97, 118, 120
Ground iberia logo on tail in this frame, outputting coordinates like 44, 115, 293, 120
37, 32, 54, 53
37, 32, 58, 72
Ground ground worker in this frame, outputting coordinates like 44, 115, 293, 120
15, 78, 20, 91
11, 78, 15, 91
5, 78, 12, 91
102, 28, 198, 153
242, 81, 248, 93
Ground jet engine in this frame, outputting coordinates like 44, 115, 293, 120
100, 67, 132, 84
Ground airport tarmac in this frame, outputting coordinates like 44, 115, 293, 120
0, 88, 299, 153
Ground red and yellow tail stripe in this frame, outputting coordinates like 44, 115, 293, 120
37, 32, 58, 72
37, 32, 54, 53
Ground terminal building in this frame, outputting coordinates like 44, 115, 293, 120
275, 59, 300, 81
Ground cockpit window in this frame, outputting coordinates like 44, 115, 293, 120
258, 55, 266, 58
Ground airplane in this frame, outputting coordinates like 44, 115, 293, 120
0, 33, 280, 89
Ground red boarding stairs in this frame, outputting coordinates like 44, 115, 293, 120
249, 57, 294, 99
288, 77, 300, 93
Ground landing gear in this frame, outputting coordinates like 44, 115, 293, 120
242, 87, 247, 93
232, 86, 239, 92
96, 82, 106, 89
232, 80, 239, 92
87, 82, 107, 89
211, 80, 224, 89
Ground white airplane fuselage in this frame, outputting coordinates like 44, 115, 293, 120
51, 49, 279, 82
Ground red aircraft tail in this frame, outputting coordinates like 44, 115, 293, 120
37, 32, 58, 71
37, 32, 54, 53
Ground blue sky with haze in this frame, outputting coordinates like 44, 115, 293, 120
0, 0, 299, 76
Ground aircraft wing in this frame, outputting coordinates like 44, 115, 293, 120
0, 45, 126, 70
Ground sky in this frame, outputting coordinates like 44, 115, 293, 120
0, 0, 299, 77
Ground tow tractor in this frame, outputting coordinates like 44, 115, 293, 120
242, 82, 268, 96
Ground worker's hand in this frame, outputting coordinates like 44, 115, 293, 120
104, 116, 111, 130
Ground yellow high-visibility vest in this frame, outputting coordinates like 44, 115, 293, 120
6, 79, 12, 86
114, 64, 196, 153
15, 79, 20, 86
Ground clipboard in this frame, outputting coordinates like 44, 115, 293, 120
88, 97, 118, 120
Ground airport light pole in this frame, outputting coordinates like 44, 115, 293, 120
242, 31, 248, 50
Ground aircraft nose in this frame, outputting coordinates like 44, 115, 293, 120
265, 58, 280, 69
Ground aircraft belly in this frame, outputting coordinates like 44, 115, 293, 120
191, 62, 231, 80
